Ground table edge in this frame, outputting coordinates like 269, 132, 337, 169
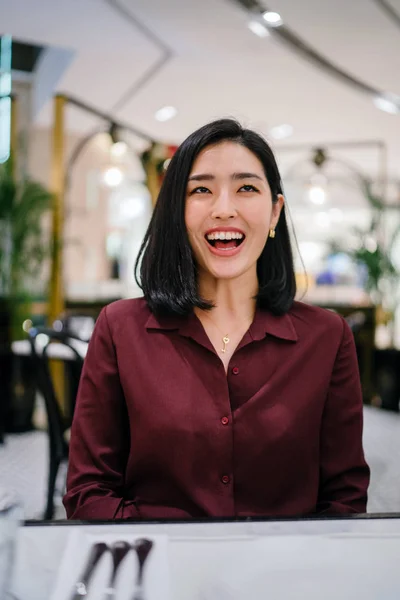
23, 512, 400, 527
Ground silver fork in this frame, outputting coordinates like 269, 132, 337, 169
70, 542, 108, 599
103, 541, 131, 599
132, 538, 154, 600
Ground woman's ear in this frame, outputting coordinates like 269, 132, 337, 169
271, 194, 285, 228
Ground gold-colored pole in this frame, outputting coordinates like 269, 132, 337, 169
49, 94, 66, 324
49, 95, 66, 410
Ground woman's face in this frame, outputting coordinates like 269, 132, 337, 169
185, 141, 284, 282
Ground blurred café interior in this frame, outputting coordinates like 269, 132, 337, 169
0, 0, 400, 521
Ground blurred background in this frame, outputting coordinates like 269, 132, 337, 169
0, 0, 399, 519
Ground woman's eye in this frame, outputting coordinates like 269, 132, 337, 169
190, 186, 211, 195
239, 184, 259, 193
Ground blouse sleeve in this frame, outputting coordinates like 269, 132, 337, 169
316, 317, 370, 514
63, 306, 139, 520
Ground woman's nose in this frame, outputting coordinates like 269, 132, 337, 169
210, 191, 237, 220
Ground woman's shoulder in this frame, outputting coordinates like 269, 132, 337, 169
104, 296, 149, 318
288, 300, 345, 339
100, 297, 151, 332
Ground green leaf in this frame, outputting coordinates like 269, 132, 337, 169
0, 160, 53, 336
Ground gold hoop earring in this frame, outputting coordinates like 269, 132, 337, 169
269, 228, 276, 239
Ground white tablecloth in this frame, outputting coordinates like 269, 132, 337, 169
11, 516, 400, 600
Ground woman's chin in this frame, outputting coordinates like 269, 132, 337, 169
200, 260, 253, 282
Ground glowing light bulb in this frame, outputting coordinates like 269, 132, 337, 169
103, 167, 124, 187
155, 106, 178, 122
373, 94, 399, 115
262, 11, 283, 27
309, 185, 326, 205
269, 124, 293, 140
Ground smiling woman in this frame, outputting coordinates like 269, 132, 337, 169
185, 141, 285, 308
64, 119, 370, 521
136, 119, 295, 318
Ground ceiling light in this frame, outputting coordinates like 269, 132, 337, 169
309, 186, 327, 205
248, 21, 270, 38
103, 166, 124, 187
155, 106, 178, 122
373, 94, 399, 115
262, 11, 283, 27
269, 123, 293, 140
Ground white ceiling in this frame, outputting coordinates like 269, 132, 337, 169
2, 0, 400, 184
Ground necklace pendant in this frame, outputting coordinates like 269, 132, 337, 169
221, 335, 230, 353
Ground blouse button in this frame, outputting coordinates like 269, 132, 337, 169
221, 416, 229, 426
232, 366, 240, 375
221, 475, 230, 485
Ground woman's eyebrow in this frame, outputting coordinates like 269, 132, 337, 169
188, 173, 215, 182
232, 172, 263, 181
188, 172, 263, 182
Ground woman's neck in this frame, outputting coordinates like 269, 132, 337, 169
196, 269, 258, 322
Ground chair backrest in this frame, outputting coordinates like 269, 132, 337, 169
28, 327, 87, 460
62, 314, 95, 342
38, 327, 87, 421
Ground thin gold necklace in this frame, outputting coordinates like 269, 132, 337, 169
200, 312, 230, 353
200, 311, 253, 354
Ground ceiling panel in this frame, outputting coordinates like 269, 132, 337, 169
1, 0, 399, 181
272, 0, 400, 94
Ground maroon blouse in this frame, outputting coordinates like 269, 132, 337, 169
64, 298, 369, 520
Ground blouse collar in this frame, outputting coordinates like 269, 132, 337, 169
145, 304, 298, 343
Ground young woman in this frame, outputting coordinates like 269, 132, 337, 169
64, 119, 369, 520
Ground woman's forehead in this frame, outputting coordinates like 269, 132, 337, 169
190, 142, 265, 177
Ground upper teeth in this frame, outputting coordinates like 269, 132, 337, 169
206, 232, 244, 241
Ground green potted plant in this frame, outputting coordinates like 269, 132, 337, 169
330, 216, 399, 305
0, 158, 53, 435
332, 192, 400, 350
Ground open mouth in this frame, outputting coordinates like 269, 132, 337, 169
205, 233, 245, 251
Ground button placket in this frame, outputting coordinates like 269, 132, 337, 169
208, 364, 234, 510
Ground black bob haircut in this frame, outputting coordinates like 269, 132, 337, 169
135, 118, 297, 316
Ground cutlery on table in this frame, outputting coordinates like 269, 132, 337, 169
104, 541, 131, 598
70, 542, 109, 599
132, 538, 154, 600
